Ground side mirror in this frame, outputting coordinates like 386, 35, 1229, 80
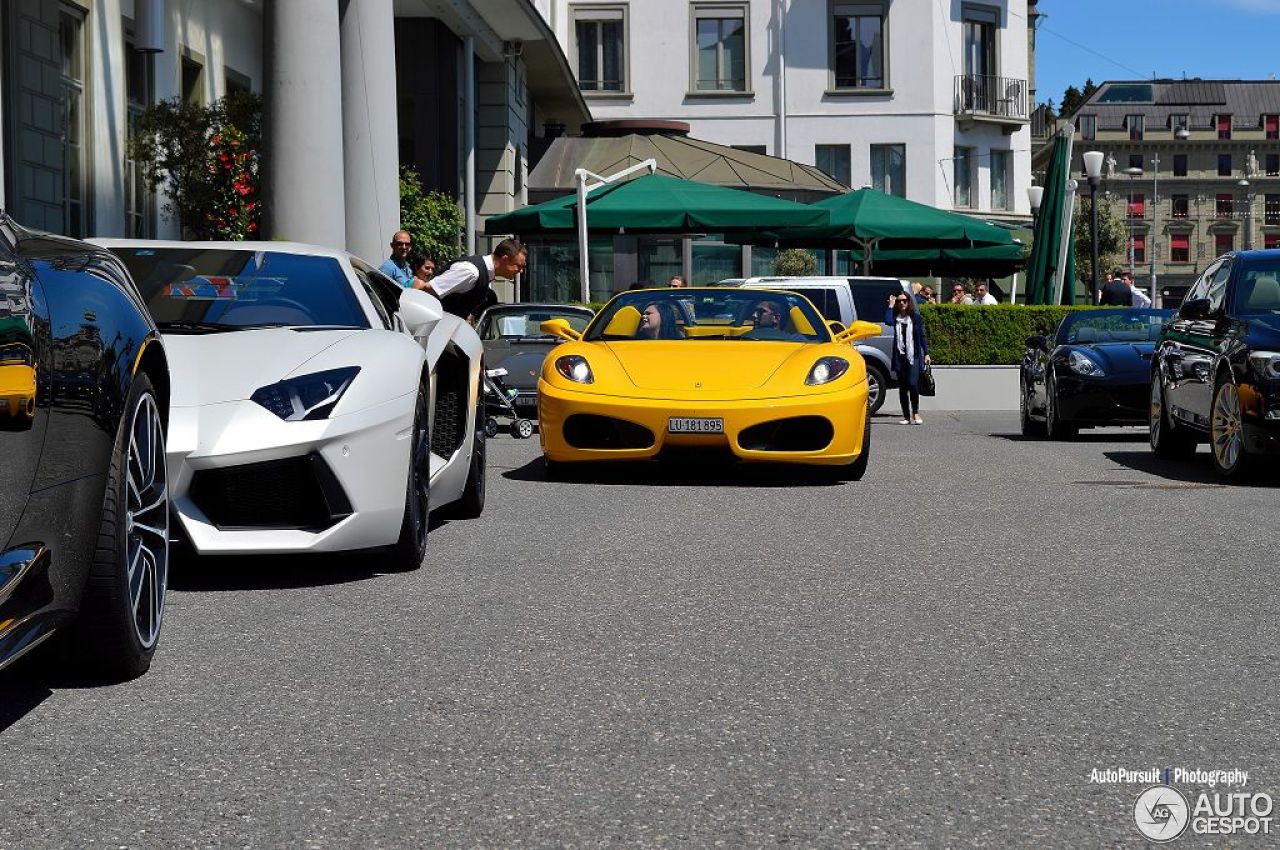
1025, 334, 1048, 351
835, 320, 883, 343
399, 288, 443, 339
1180, 297, 1212, 320
540, 318, 582, 342
827, 320, 848, 335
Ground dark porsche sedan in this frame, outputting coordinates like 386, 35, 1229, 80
1, 214, 171, 678
1021, 308, 1174, 439
475, 303, 594, 415
1150, 250, 1280, 478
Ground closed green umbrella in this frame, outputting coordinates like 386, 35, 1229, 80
1025, 127, 1077, 305
484, 173, 828, 234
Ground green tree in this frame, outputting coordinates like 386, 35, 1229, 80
128, 92, 262, 239
1073, 193, 1127, 287
397, 167, 463, 263
773, 248, 818, 276
1059, 79, 1099, 120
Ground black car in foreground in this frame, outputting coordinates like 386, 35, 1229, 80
1150, 250, 1280, 478
0, 214, 171, 678
475, 303, 595, 416
1022, 308, 1174, 439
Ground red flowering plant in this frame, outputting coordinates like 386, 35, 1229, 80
129, 93, 263, 240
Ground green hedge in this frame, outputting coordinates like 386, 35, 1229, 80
919, 304, 1095, 365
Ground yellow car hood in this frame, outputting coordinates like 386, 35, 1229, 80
602, 340, 801, 392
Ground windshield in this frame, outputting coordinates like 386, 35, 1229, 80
585, 289, 830, 343
477, 306, 593, 341
1057, 308, 1173, 344
1234, 260, 1280, 315
108, 247, 369, 331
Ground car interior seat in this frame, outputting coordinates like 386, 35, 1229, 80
602, 305, 642, 338
1073, 326, 1099, 343
788, 305, 817, 336
1244, 275, 1280, 311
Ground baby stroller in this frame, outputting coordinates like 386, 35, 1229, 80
482, 367, 535, 439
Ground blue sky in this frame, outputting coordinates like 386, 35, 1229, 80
1032, 0, 1280, 110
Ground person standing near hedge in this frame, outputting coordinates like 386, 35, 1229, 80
886, 292, 931, 425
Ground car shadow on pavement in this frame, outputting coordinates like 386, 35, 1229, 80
503, 456, 844, 488
0, 677, 51, 733
989, 430, 1150, 443
169, 551, 382, 592
1105, 450, 1279, 487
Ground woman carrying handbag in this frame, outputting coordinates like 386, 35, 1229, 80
885, 292, 932, 425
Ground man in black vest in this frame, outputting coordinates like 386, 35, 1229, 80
425, 238, 528, 323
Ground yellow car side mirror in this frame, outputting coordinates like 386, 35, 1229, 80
540, 319, 582, 342
836, 320, 882, 343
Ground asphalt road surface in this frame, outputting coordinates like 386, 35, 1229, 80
2, 412, 1276, 849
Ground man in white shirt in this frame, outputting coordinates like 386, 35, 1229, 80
425, 239, 528, 322
1125, 273, 1152, 308
973, 281, 998, 305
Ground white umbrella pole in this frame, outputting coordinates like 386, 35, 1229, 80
573, 159, 658, 304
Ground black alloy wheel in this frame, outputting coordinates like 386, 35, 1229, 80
864, 363, 887, 415
1044, 373, 1077, 441
1209, 373, 1247, 479
1020, 375, 1045, 437
73, 374, 169, 678
387, 383, 431, 571
1149, 373, 1197, 459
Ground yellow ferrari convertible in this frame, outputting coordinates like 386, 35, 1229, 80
537, 288, 881, 477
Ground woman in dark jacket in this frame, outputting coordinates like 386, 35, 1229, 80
885, 292, 931, 425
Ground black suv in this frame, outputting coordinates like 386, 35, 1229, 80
1150, 250, 1280, 477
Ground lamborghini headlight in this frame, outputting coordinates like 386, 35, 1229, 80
1248, 350, 1280, 380
555, 354, 594, 384
1066, 350, 1104, 377
806, 356, 850, 386
251, 367, 361, 421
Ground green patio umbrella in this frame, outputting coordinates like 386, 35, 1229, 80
484, 172, 828, 235
1025, 126, 1077, 305
848, 242, 1028, 278
735, 188, 1019, 273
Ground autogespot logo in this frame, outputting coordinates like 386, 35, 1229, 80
1134, 786, 1190, 842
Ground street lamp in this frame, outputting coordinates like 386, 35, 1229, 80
1149, 153, 1161, 307
1238, 178, 1254, 250
1124, 165, 1143, 275
1083, 150, 1106, 303
1027, 185, 1044, 221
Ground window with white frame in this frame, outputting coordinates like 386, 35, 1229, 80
692, 4, 748, 92
59, 4, 88, 237
572, 5, 627, 93
816, 144, 852, 185
954, 147, 974, 208
870, 144, 905, 197
990, 149, 1010, 210
830, 2, 885, 90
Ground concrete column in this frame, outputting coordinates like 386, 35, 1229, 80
340, 0, 399, 263
264, 0, 345, 248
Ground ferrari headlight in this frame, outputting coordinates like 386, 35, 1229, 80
806, 356, 850, 386
251, 367, 360, 421
1066, 350, 1104, 377
1248, 350, 1280, 379
554, 354, 594, 384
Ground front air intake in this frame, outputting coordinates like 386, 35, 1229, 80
738, 416, 834, 452
562, 414, 654, 450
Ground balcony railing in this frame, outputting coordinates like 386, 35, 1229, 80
954, 74, 1028, 123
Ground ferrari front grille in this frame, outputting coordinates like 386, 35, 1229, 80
562, 414, 654, 450
737, 416, 834, 452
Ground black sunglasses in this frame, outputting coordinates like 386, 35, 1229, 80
392, 240, 411, 247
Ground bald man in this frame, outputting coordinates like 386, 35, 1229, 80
379, 229, 415, 288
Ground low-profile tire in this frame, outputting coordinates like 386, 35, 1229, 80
447, 384, 487, 519
1019, 376, 1046, 437
1044, 374, 1077, 441
384, 384, 430, 571
865, 363, 888, 415
512, 418, 534, 439
1149, 373, 1197, 459
71, 373, 169, 679
846, 404, 872, 480
1209, 372, 1248, 479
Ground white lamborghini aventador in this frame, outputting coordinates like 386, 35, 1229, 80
91, 240, 486, 570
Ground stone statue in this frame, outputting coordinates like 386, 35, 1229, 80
1105, 152, 1117, 180
1247, 149, 1259, 178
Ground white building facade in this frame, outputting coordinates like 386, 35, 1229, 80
543, 0, 1033, 221
1, 0, 588, 276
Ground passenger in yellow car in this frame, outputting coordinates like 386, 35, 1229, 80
745, 299, 804, 341
636, 301, 685, 340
